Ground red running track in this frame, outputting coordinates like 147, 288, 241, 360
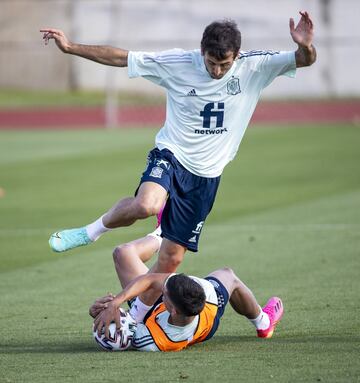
0, 101, 359, 129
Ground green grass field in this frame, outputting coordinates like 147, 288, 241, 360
0, 89, 164, 108
0, 124, 359, 382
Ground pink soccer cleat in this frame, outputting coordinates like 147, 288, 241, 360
257, 297, 284, 339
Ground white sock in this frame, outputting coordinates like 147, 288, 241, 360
129, 297, 152, 323
86, 215, 111, 241
249, 307, 270, 330
146, 225, 163, 248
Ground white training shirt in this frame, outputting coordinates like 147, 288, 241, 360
131, 276, 218, 352
128, 49, 296, 177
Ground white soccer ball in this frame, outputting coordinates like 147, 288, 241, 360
93, 308, 137, 351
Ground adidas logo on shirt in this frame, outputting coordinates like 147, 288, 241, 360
187, 88, 197, 96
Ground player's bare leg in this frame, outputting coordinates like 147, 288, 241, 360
112, 235, 159, 323
151, 238, 186, 273
130, 238, 186, 307
113, 235, 161, 289
103, 182, 167, 228
49, 182, 167, 253
208, 268, 260, 318
208, 268, 283, 338
89, 234, 160, 325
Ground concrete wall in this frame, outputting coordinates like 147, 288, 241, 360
0, 1, 72, 90
1, 0, 359, 98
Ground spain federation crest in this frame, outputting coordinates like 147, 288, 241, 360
227, 77, 241, 95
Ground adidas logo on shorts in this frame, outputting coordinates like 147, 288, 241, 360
188, 235, 197, 243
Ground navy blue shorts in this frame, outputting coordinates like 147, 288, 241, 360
138, 148, 221, 252
204, 276, 230, 341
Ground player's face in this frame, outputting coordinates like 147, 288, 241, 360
162, 285, 176, 313
203, 51, 236, 79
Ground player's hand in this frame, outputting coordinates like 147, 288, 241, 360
40, 28, 71, 53
93, 301, 121, 340
89, 294, 115, 318
289, 11, 314, 48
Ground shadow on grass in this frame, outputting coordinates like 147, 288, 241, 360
0, 340, 101, 354
209, 334, 360, 345
1, 334, 358, 355
193, 334, 360, 352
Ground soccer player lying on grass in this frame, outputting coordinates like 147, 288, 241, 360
89, 229, 283, 352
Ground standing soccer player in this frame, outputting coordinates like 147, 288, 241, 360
41, 11, 316, 274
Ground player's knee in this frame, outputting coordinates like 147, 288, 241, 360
113, 244, 134, 266
219, 267, 235, 277
219, 267, 239, 285
134, 199, 158, 218
112, 246, 123, 266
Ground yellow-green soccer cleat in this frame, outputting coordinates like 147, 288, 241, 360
49, 227, 92, 252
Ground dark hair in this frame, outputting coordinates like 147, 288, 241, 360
201, 19, 241, 59
166, 274, 206, 317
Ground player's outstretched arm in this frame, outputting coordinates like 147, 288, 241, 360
93, 273, 169, 339
40, 28, 128, 67
290, 11, 317, 67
